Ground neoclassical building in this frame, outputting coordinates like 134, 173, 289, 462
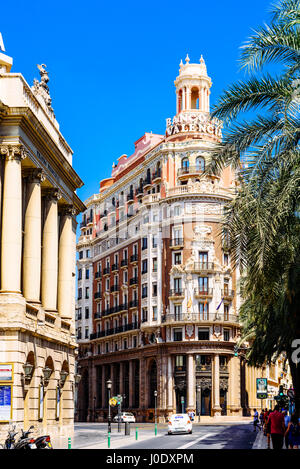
0, 35, 85, 438
76, 55, 291, 422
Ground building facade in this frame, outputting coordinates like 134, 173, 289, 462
76, 56, 291, 422
0, 35, 85, 438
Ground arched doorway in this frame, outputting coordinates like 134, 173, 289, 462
201, 388, 211, 416
149, 360, 157, 408
78, 369, 89, 421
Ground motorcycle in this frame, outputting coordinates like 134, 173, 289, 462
34, 435, 53, 449
1, 425, 53, 449
0, 425, 18, 449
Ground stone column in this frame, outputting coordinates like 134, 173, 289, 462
119, 362, 124, 395
22, 169, 45, 303
186, 87, 191, 110
187, 354, 195, 411
101, 366, 105, 409
41, 189, 61, 311
0, 145, 27, 293
58, 205, 74, 320
167, 355, 173, 411
129, 360, 133, 408
213, 354, 222, 416
182, 88, 186, 111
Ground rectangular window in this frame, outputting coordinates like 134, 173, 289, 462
153, 283, 157, 297
174, 278, 182, 292
79, 251, 83, 259
198, 328, 210, 341
224, 254, 229, 266
174, 304, 182, 321
173, 328, 182, 341
78, 269, 82, 280
78, 288, 82, 300
174, 252, 182, 265
85, 307, 89, 319
133, 336, 137, 348
142, 308, 148, 322
152, 306, 157, 321
224, 329, 230, 341
198, 277, 208, 292
85, 269, 89, 280
142, 284, 148, 298
85, 287, 89, 299
123, 339, 127, 350
198, 302, 209, 320
153, 258, 158, 272
142, 259, 148, 274
152, 236, 158, 248
86, 249, 90, 258
224, 304, 229, 321
142, 237, 148, 250
85, 327, 89, 339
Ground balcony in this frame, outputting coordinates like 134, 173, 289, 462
162, 312, 239, 324
87, 216, 93, 225
103, 267, 110, 276
80, 220, 87, 229
196, 363, 212, 372
142, 291, 148, 299
194, 288, 213, 298
152, 168, 161, 183
135, 187, 144, 198
142, 193, 160, 205
94, 312, 102, 320
177, 165, 204, 179
111, 263, 119, 272
169, 238, 184, 249
191, 262, 214, 273
222, 289, 235, 300
100, 209, 108, 219
127, 192, 134, 203
130, 254, 138, 264
168, 289, 184, 300
95, 271, 101, 279
130, 276, 138, 286
120, 259, 128, 268
110, 284, 119, 293
94, 291, 102, 300
90, 321, 140, 340
129, 299, 138, 309
143, 177, 152, 189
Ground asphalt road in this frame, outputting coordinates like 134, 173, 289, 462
71, 422, 257, 450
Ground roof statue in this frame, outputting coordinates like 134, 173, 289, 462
0, 33, 5, 52
32, 63, 55, 115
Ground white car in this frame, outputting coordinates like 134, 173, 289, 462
168, 413, 192, 434
113, 412, 136, 423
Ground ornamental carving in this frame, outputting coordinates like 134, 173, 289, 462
175, 378, 186, 391
0, 144, 28, 161
32, 64, 55, 115
198, 377, 212, 390
185, 325, 194, 338
23, 168, 46, 183
220, 378, 228, 391
43, 188, 62, 201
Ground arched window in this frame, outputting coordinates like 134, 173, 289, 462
196, 157, 205, 171
191, 87, 200, 109
182, 158, 189, 169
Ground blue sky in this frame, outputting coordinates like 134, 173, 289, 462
1, 0, 273, 203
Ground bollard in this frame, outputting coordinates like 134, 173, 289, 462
125, 422, 130, 435
155, 423, 157, 436
135, 427, 138, 440
108, 432, 111, 448
68, 437, 71, 449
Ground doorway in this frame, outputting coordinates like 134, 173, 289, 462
201, 388, 211, 415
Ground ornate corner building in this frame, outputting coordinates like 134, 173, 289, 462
76, 56, 287, 422
0, 35, 85, 437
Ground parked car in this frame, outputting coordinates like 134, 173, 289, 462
168, 414, 192, 435
113, 412, 136, 423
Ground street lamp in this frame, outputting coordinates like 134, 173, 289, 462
154, 390, 158, 436
107, 379, 112, 433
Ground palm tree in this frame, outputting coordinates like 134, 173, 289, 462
207, 0, 300, 413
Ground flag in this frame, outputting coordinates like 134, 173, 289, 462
216, 298, 224, 310
203, 298, 208, 310
187, 297, 192, 308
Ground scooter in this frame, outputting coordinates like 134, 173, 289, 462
0, 425, 18, 449
13, 426, 36, 449
34, 435, 53, 449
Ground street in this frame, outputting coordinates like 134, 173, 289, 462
55, 422, 259, 450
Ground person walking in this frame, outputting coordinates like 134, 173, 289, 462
283, 411, 291, 449
285, 413, 300, 449
259, 410, 264, 428
268, 405, 285, 449
253, 409, 261, 432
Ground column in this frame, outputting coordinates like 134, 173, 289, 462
58, 204, 74, 320
213, 354, 222, 416
187, 354, 195, 410
129, 360, 133, 408
182, 88, 186, 111
110, 364, 115, 397
22, 169, 44, 302
0, 145, 27, 293
41, 189, 61, 311
167, 355, 173, 411
186, 87, 191, 110
101, 366, 105, 409
119, 362, 124, 395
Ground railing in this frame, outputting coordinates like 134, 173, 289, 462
196, 364, 212, 372
130, 254, 138, 263
143, 177, 152, 187
94, 312, 101, 319
152, 169, 161, 180
222, 289, 235, 299
111, 263, 119, 271
169, 238, 184, 247
192, 262, 214, 272
100, 210, 108, 218
94, 291, 102, 299
169, 289, 184, 297
103, 267, 110, 275
142, 292, 148, 299
177, 166, 204, 177
129, 299, 138, 308
135, 187, 144, 196
121, 259, 128, 267
194, 288, 213, 296
87, 216, 93, 224
142, 193, 160, 204
90, 321, 140, 340
162, 313, 239, 323
110, 285, 119, 293
95, 271, 101, 279
130, 277, 138, 285
80, 220, 87, 228
127, 192, 134, 202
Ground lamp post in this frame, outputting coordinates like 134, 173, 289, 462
154, 390, 158, 435
107, 379, 112, 433
196, 385, 201, 422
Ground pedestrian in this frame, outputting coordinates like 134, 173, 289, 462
253, 408, 261, 432
263, 409, 269, 436
283, 411, 291, 449
266, 410, 272, 449
285, 413, 300, 449
268, 405, 285, 449
259, 410, 264, 428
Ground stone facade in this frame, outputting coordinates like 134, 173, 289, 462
0, 36, 85, 439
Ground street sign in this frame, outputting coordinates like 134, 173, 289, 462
109, 397, 117, 407
287, 388, 295, 400
116, 395, 123, 404
256, 378, 268, 399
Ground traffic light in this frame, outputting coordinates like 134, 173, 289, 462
279, 385, 284, 396
234, 345, 238, 357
